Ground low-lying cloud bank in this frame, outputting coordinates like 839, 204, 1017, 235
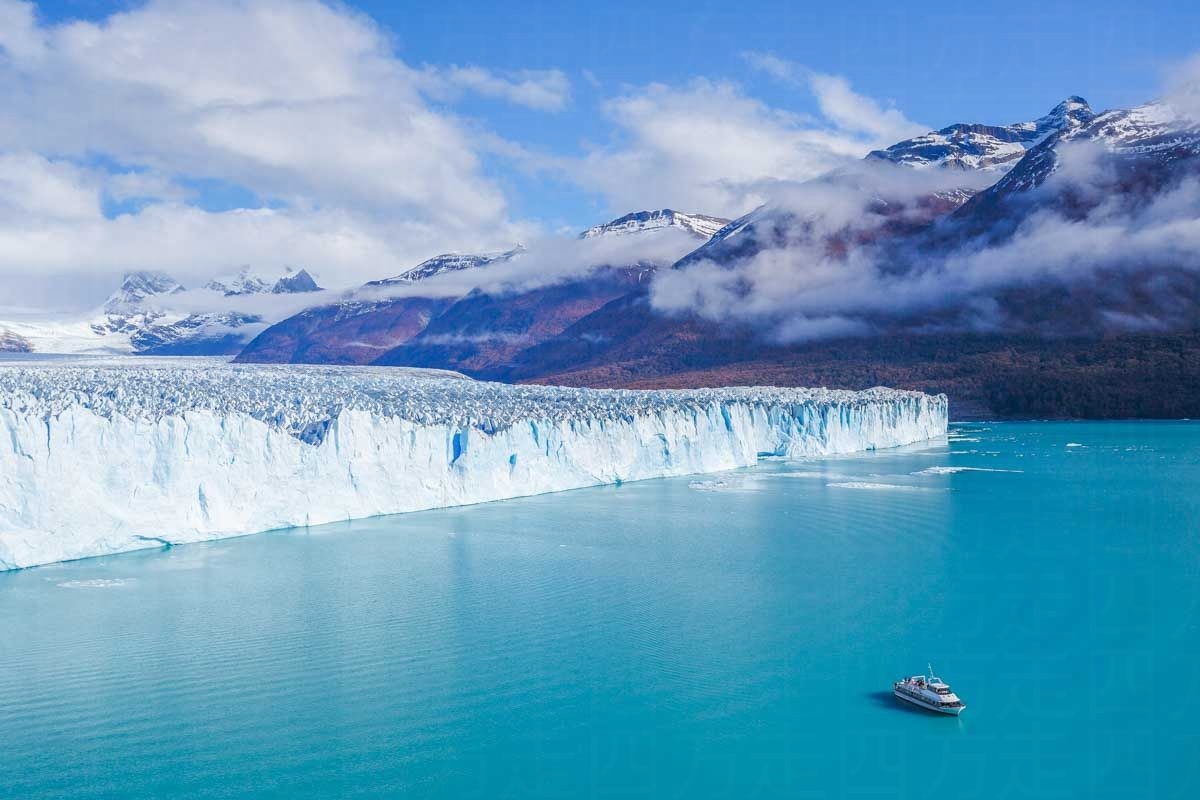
0, 1, 921, 313
649, 135, 1200, 341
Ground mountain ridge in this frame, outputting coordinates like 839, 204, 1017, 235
236, 208, 724, 366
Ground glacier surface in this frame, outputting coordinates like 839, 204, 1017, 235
0, 358, 947, 570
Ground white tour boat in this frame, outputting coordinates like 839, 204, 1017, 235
893, 665, 966, 715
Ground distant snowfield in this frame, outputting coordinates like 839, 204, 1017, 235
0, 316, 136, 354
0, 358, 948, 570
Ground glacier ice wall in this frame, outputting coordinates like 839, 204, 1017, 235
0, 359, 947, 569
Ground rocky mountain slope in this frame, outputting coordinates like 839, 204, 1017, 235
489, 97, 1200, 417
236, 211, 722, 367
866, 96, 1094, 171
365, 248, 525, 287
232, 95, 1200, 418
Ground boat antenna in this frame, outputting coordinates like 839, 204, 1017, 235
928, 662, 935, 681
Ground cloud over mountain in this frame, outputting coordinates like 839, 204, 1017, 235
0, 0, 534, 304
568, 73, 925, 219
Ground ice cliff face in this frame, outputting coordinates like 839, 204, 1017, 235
0, 359, 947, 570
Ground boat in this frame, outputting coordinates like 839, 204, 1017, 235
892, 664, 966, 715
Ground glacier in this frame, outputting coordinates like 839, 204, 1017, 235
0, 358, 947, 570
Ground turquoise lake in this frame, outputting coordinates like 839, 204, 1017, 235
2, 422, 1198, 798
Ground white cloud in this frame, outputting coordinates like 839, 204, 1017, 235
0, 153, 98, 221
568, 79, 880, 218
359, 225, 704, 301
740, 52, 801, 84
743, 52, 925, 143
805, 73, 925, 143
0, 0, 43, 63
0, 0, 509, 224
422, 65, 571, 111
648, 147, 1200, 341
103, 170, 189, 204
566, 66, 927, 219
1164, 52, 1200, 122
0, 0, 537, 305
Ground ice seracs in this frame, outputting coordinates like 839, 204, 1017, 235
0, 358, 947, 570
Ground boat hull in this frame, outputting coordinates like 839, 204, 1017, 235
893, 689, 965, 715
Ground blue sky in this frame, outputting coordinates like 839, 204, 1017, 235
2, 0, 1199, 302
32, 0, 1200, 224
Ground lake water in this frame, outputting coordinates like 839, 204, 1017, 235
2, 422, 1198, 799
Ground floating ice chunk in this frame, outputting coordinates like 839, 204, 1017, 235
688, 478, 733, 491
827, 481, 923, 491
912, 466, 1023, 475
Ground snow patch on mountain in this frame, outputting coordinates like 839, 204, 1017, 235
103, 271, 184, 314
205, 266, 322, 296
0, 358, 947, 569
580, 209, 730, 240
0, 329, 32, 352
367, 247, 526, 287
866, 97, 1096, 172
0, 268, 324, 356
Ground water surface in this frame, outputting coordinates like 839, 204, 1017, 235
2, 422, 1198, 798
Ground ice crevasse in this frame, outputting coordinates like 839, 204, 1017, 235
0, 359, 948, 569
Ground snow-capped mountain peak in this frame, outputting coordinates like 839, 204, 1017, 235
866, 97, 1097, 173
580, 209, 730, 240
272, 268, 321, 294
1026, 96, 1095, 138
0, 266, 318, 357
102, 271, 184, 315
206, 266, 322, 296
963, 99, 1200, 198
1058, 101, 1200, 152
367, 246, 525, 287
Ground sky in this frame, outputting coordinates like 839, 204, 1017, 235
1, 0, 1199, 310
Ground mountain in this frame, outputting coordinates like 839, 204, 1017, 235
271, 269, 321, 294
953, 101, 1200, 207
233, 297, 455, 364
369, 267, 652, 373
236, 212, 721, 367
103, 270, 184, 314
0, 329, 32, 352
674, 97, 1095, 273
492, 97, 1200, 418
866, 96, 1095, 172
234, 96, 1200, 418
97, 271, 269, 355
579, 209, 730, 240
365, 247, 524, 287
0, 268, 322, 356
205, 266, 323, 296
